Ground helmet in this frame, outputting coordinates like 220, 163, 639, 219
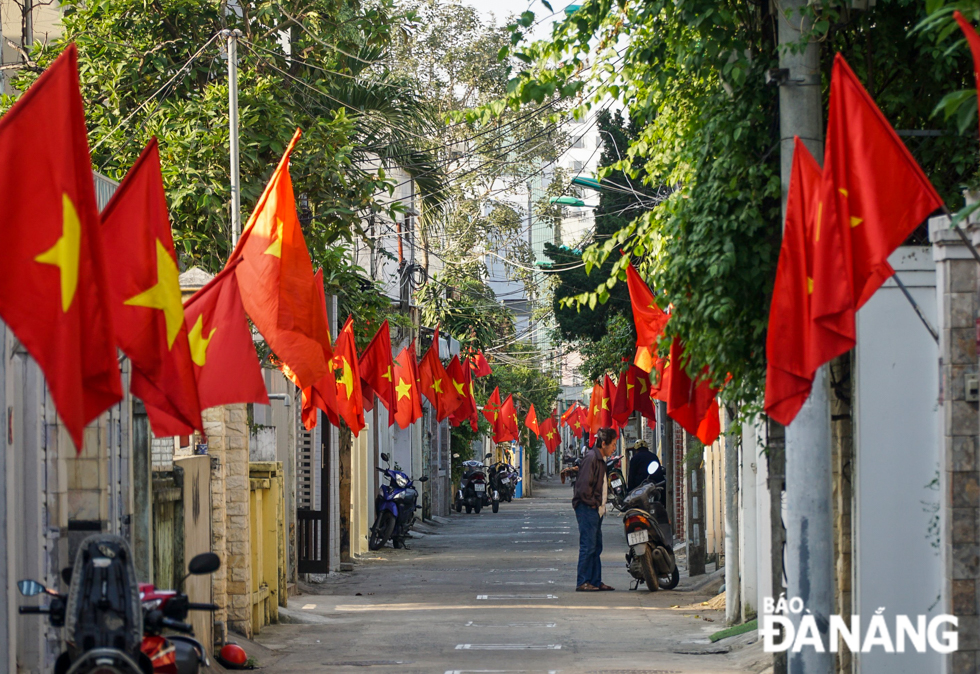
218, 644, 248, 668
631, 440, 649, 452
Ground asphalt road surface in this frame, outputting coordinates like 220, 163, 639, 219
250, 478, 764, 674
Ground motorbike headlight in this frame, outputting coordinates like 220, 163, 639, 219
395, 474, 409, 488
142, 599, 163, 610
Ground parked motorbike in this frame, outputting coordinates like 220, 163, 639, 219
455, 459, 489, 514
370, 452, 428, 550
560, 455, 581, 486
485, 456, 518, 513
606, 454, 627, 511
622, 460, 680, 591
140, 552, 221, 674
19, 533, 149, 674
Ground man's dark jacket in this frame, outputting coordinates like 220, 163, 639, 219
572, 447, 607, 509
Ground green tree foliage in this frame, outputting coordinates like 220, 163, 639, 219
8, 0, 444, 273
497, 0, 978, 406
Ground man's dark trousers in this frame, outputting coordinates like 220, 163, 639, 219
575, 502, 603, 587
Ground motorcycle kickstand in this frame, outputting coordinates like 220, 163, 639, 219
630, 578, 641, 591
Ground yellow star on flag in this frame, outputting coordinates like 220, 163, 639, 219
573, 421, 582, 430
336, 357, 354, 399
396, 377, 412, 401
36, 194, 81, 312
453, 379, 465, 395
601, 397, 610, 410
188, 315, 216, 366
626, 382, 635, 394
546, 430, 556, 440
638, 377, 648, 394
124, 240, 185, 349
432, 377, 444, 394
263, 217, 284, 258
383, 366, 393, 382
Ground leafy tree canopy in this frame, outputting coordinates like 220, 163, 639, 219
495, 0, 978, 407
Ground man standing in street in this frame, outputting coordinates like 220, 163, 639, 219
573, 427, 617, 592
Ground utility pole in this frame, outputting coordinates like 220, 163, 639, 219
776, 3, 831, 674
223, 29, 243, 249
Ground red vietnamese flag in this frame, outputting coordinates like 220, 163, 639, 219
630, 365, 657, 419
764, 138, 822, 425
601, 375, 616, 429
392, 343, 423, 429
278, 269, 338, 430
525, 403, 540, 437
464, 364, 480, 432
333, 317, 365, 435
0, 44, 122, 451
499, 394, 520, 443
572, 405, 589, 437
560, 402, 579, 427
612, 370, 634, 427
540, 415, 560, 453
359, 320, 396, 416
665, 338, 720, 445
102, 138, 202, 437
226, 129, 329, 389
955, 11, 980, 140
807, 54, 927, 377
586, 382, 603, 435
447, 355, 475, 428
626, 263, 669, 372
482, 386, 503, 430
470, 349, 493, 377
183, 260, 270, 412
418, 327, 463, 421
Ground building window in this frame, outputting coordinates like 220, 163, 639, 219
571, 135, 585, 149
570, 160, 585, 172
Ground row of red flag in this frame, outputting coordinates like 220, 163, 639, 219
0, 44, 508, 449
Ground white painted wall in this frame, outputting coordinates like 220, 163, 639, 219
853, 247, 942, 672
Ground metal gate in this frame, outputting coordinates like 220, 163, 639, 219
297, 411, 329, 574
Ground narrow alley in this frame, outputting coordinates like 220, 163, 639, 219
249, 480, 765, 674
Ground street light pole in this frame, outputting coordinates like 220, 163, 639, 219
776, 3, 832, 674
223, 29, 243, 249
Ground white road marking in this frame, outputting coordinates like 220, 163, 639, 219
454, 644, 562, 650
488, 568, 558, 573
511, 540, 556, 544
464, 621, 557, 628
476, 594, 558, 600
301, 604, 317, 610
487, 580, 556, 585
444, 670, 559, 674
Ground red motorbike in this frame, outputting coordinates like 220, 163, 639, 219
140, 553, 221, 674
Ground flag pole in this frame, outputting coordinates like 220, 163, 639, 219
222, 28, 243, 249
892, 273, 939, 344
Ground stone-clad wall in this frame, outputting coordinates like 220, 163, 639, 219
932, 217, 980, 674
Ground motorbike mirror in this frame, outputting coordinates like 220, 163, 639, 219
61, 567, 72, 586
380, 452, 390, 462
452, 453, 460, 458
647, 460, 661, 475
188, 552, 221, 575
484, 453, 492, 459
419, 475, 429, 482
17, 579, 47, 597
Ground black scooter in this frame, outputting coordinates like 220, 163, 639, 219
622, 460, 679, 591
455, 460, 489, 513
19, 533, 149, 674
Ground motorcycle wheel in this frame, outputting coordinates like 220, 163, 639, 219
474, 503, 482, 514
369, 512, 396, 551
661, 566, 680, 590
465, 504, 472, 514
492, 500, 499, 513
455, 500, 462, 513
506, 494, 512, 503
639, 547, 659, 592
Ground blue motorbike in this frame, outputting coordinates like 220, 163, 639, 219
369, 452, 428, 550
